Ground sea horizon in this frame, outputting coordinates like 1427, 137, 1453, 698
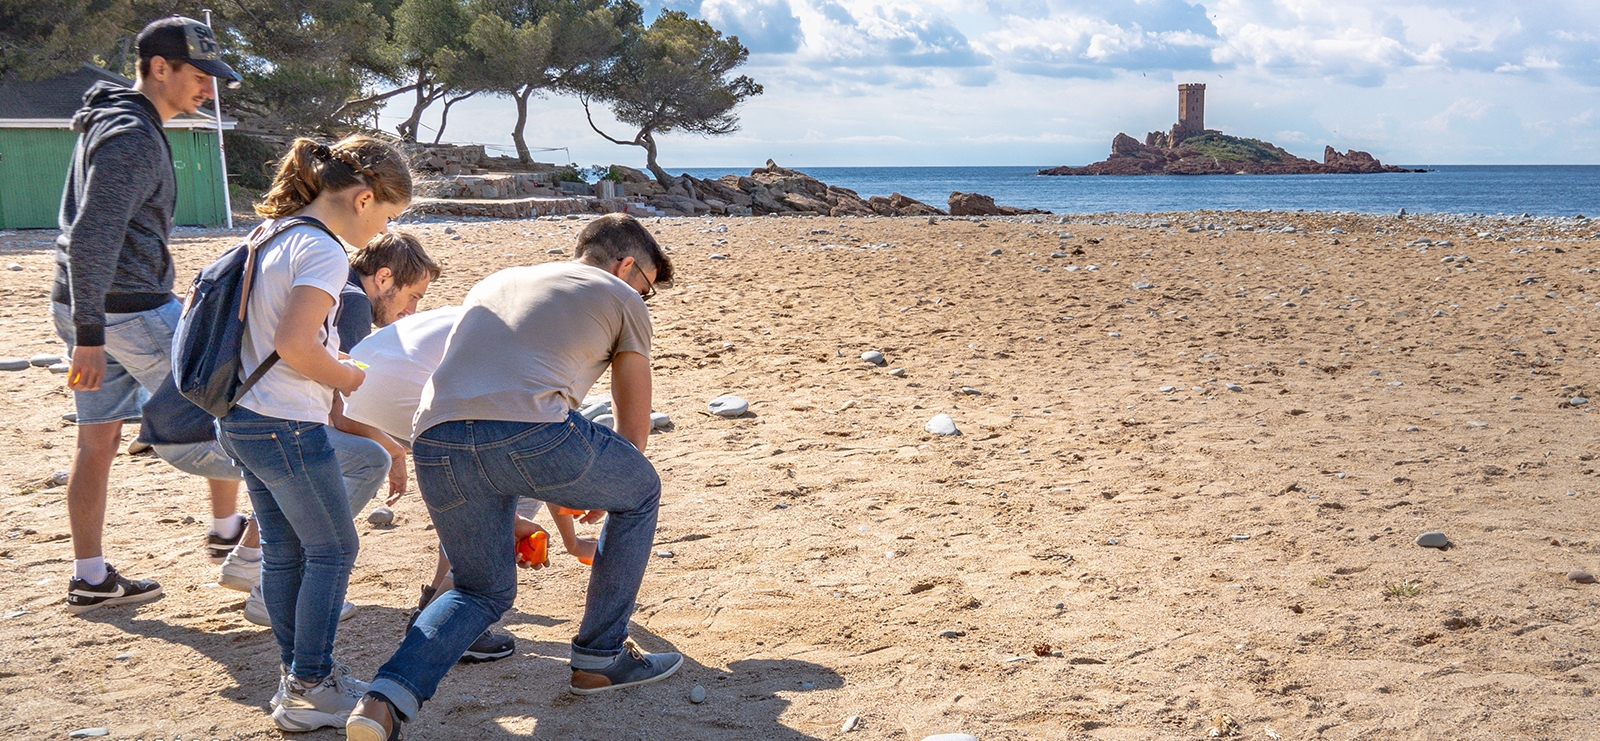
674, 164, 1600, 219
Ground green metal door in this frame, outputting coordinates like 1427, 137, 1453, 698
171, 129, 226, 227
0, 129, 76, 229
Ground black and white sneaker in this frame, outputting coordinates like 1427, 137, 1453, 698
460, 630, 515, 663
206, 514, 250, 564
66, 564, 163, 615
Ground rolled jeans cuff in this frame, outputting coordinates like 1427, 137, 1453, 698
368, 676, 422, 723
569, 643, 623, 670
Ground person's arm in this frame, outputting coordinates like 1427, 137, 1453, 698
550, 511, 598, 561
64, 134, 161, 390
610, 350, 652, 453
275, 285, 363, 394
331, 396, 407, 503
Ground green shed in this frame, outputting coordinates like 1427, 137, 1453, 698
0, 64, 234, 229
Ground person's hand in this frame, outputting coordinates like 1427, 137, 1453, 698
67, 345, 106, 391
383, 449, 407, 506
335, 361, 365, 395
578, 509, 607, 525
567, 536, 598, 563
514, 524, 551, 570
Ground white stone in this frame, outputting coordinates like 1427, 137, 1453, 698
861, 351, 885, 365
708, 395, 748, 417
842, 716, 861, 733
29, 354, 60, 367
5, 263, 21, 271
0, 358, 29, 371
690, 685, 706, 703
49, 362, 69, 374
888, 368, 906, 377
655, 549, 674, 558
650, 412, 672, 430
593, 414, 616, 430
367, 507, 394, 526
546, 248, 565, 255
579, 401, 611, 420
709, 253, 727, 260
925, 414, 960, 436
1415, 531, 1449, 548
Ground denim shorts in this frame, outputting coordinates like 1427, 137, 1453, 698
51, 299, 182, 425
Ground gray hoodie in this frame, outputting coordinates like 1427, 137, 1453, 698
52, 81, 178, 347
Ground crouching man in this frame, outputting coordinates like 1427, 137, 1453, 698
347, 214, 676, 740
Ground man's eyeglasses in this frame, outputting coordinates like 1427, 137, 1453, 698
626, 260, 656, 302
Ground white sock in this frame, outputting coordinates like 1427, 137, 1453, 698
231, 545, 262, 562
74, 556, 107, 586
212, 515, 243, 540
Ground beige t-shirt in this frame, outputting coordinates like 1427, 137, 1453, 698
413, 262, 652, 434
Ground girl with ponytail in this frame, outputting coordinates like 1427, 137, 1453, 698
220, 135, 412, 732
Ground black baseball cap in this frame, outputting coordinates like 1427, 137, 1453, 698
135, 16, 242, 89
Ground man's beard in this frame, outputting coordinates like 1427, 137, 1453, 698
372, 286, 402, 327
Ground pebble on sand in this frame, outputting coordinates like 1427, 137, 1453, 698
367, 507, 394, 526
650, 412, 672, 430
592, 414, 616, 430
579, 400, 611, 420
938, 629, 966, 638
68, 730, 110, 739
6, 263, 21, 271
709, 253, 727, 260
689, 685, 706, 703
959, 387, 981, 395
29, 354, 60, 367
0, 358, 29, 371
861, 350, 885, 365
1225, 383, 1243, 392
1567, 571, 1596, 584
924, 414, 960, 436
1415, 531, 1450, 548
49, 363, 69, 374
888, 368, 906, 377
842, 716, 861, 733
655, 549, 675, 558
708, 395, 749, 417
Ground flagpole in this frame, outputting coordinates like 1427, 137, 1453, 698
203, 9, 234, 229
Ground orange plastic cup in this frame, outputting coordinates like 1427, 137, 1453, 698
553, 506, 585, 517
516, 531, 548, 566
577, 555, 594, 566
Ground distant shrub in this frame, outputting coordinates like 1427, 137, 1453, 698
1183, 133, 1289, 163
556, 163, 586, 183
225, 133, 284, 190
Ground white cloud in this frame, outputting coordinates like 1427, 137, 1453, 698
700, 0, 804, 54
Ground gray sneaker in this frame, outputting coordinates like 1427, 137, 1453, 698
271, 674, 359, 731
569, 640, 683, 695
245, 584, 354, 626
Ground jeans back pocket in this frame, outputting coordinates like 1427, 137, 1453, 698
508, 424, 594, 493
413, 455, 467, 513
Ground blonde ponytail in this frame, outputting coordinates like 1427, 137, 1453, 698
255, 135, 413, 218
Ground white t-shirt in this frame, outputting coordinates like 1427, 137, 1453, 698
236, 220, 348, 424
343, 306, 462, 441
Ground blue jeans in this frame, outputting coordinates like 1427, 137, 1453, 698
369, 412, 661, 722
218, 406, 359, 682
154, 430, 389, 516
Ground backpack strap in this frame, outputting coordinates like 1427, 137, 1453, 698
231, 216, 343, 405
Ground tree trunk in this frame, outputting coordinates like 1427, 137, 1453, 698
433, 92, 475, 144
641, 130, 671, 185
511, 85, 533, 164
399, 77, 448, 143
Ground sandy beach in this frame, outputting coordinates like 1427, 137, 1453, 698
2, 209, 1598, 740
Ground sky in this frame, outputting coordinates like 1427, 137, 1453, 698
378, 0, 1600, 169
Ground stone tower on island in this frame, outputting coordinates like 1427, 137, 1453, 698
1145, 83, 1208, 148
1178, 83, 1205, 137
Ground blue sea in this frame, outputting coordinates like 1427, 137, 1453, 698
678, 165, 1600, 218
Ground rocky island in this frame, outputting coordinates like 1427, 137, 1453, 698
1041, 83, 1420, 176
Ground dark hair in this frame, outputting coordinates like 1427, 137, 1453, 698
352, 230, 441, 288
137, 56, 186, 79
574, 214, 674, 287
255, 135, 412, 218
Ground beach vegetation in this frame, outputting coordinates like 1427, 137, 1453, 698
1182, 133, 1292, 164
579, 9, 762, 184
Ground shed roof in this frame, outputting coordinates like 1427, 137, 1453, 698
0, 64, 235, 129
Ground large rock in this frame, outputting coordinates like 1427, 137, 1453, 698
889, 192, 945, 216
611, 164, 652, 183
949, 192, 1002, 216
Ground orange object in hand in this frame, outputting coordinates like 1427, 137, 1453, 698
553, 506, 585, 517
516, 530, 548, 566
577, 555, 594, 566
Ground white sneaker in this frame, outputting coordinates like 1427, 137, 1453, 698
332, 660, 370, 697
269, 664, 289, 711
245, 584, 356, 626
271, 674, 360, 732
218, 552, 261, 592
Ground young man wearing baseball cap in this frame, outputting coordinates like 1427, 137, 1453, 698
54, 16, 243, 615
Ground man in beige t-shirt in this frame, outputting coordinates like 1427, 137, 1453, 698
351, 214, 680, 738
